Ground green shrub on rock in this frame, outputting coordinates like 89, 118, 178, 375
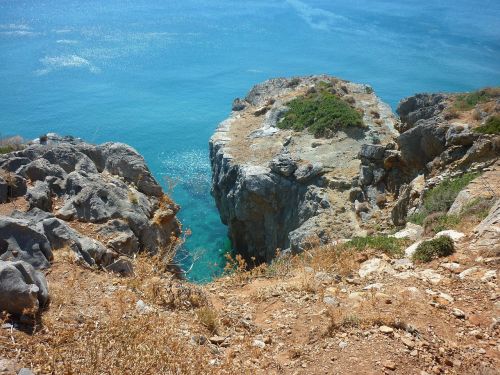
408, 172, 479, 225
474, 115, 500, 135
278, 88, 365, 137
412, 236, 455, 263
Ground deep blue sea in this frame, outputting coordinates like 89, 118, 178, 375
1, 0, 499, 281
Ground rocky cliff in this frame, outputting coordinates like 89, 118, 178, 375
210, 78, 499, 263
0, 134, 181, 315
210, 76, 399, 262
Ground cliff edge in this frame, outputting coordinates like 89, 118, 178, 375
210, 76, 399, 262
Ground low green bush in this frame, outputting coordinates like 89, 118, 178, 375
345, 235, 407, 257
408, 172, 479, 225
278, 87, 365, 137
474, 115, 500, 135
412, 236, 455, 263
453, 87, 500, 111
0, 145, 17, 154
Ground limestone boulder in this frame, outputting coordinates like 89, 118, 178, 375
0, 260, 49, 315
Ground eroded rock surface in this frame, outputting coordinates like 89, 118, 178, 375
0, 134, 181, 315
210, 76, 399, 262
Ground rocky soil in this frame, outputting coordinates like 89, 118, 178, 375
1, 195, 498, 374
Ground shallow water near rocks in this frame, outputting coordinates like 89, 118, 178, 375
1, 0, 499, 282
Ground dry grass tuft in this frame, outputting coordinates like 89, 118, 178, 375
196, 306, 220, 334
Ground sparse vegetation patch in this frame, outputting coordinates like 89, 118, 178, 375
408, 172, 479, 224
345, 235, 408, 257
278, 86, 365, 137
453, 87, 500, 111
474, 115, 500, 135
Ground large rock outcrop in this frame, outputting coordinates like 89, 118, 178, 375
0, 134, 181, 315
384, 92, 500, 225
210, 76, 399, 262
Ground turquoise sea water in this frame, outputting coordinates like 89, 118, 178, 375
1, 0, 499, 282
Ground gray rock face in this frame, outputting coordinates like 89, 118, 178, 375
26, 181, 52, 211
97, 219, 140, 255
395, 93, 498, 176
210, 154, 317, 261
1, 134, 180, 261
398, 122, 448, 170
0, 177, 7, 203
473, 199, 500, 253
0, 216, 53, 269
210, 76, 398, 262
0, 260, 49, 315
396, 93, 447, 132
105, 256, 134, 277
269, 153, 298, 177
391, 184, 411, 226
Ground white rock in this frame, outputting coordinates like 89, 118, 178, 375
440, 262, 461, 271
458, 267, 480, 280
392, 258, 414, 271
348, 292, 366, 302
481, 270, 497, 282
394, 271, 417, 280
418, 269, 443, 285
404, 241, 423, 258
323, 296, 340, 306
406, 286, 420, 294
338, 341, 348, 349
358, 258, 395, 278
363, 283, 384, 290
136, 299, 153, 315
434, 230, 465, 242
379, 325, 394, 334
439, 292, 454, 303
391, 222, 424, 242
252, 339, 266, 349
452, 308, 466, 319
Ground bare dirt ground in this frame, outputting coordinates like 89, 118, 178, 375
1, 222, 498, 374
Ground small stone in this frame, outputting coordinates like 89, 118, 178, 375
438, 292, 454, 303
440, 262, 460, 271
323, 296, 340, 306
263, 336, 272, 344
401, 337, 415, 349
451, 308, 466, 319
481, 270, 497, 282
363, 283, 384, 290
135, 299, 153, 315
209, 335, 226, 345
432, 365, 442, 374
339, 341, 348, 349
191, 335, 207, 345
383, 360, 396, 370
478, 348, 486, 354
379, 325, 394, 334
458, 267, 479, 280
253, 339, 266, 349
410, 350, 418, 356
444, 358, 453, 367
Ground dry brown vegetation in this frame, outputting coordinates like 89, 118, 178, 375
1, 222, 499, 374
